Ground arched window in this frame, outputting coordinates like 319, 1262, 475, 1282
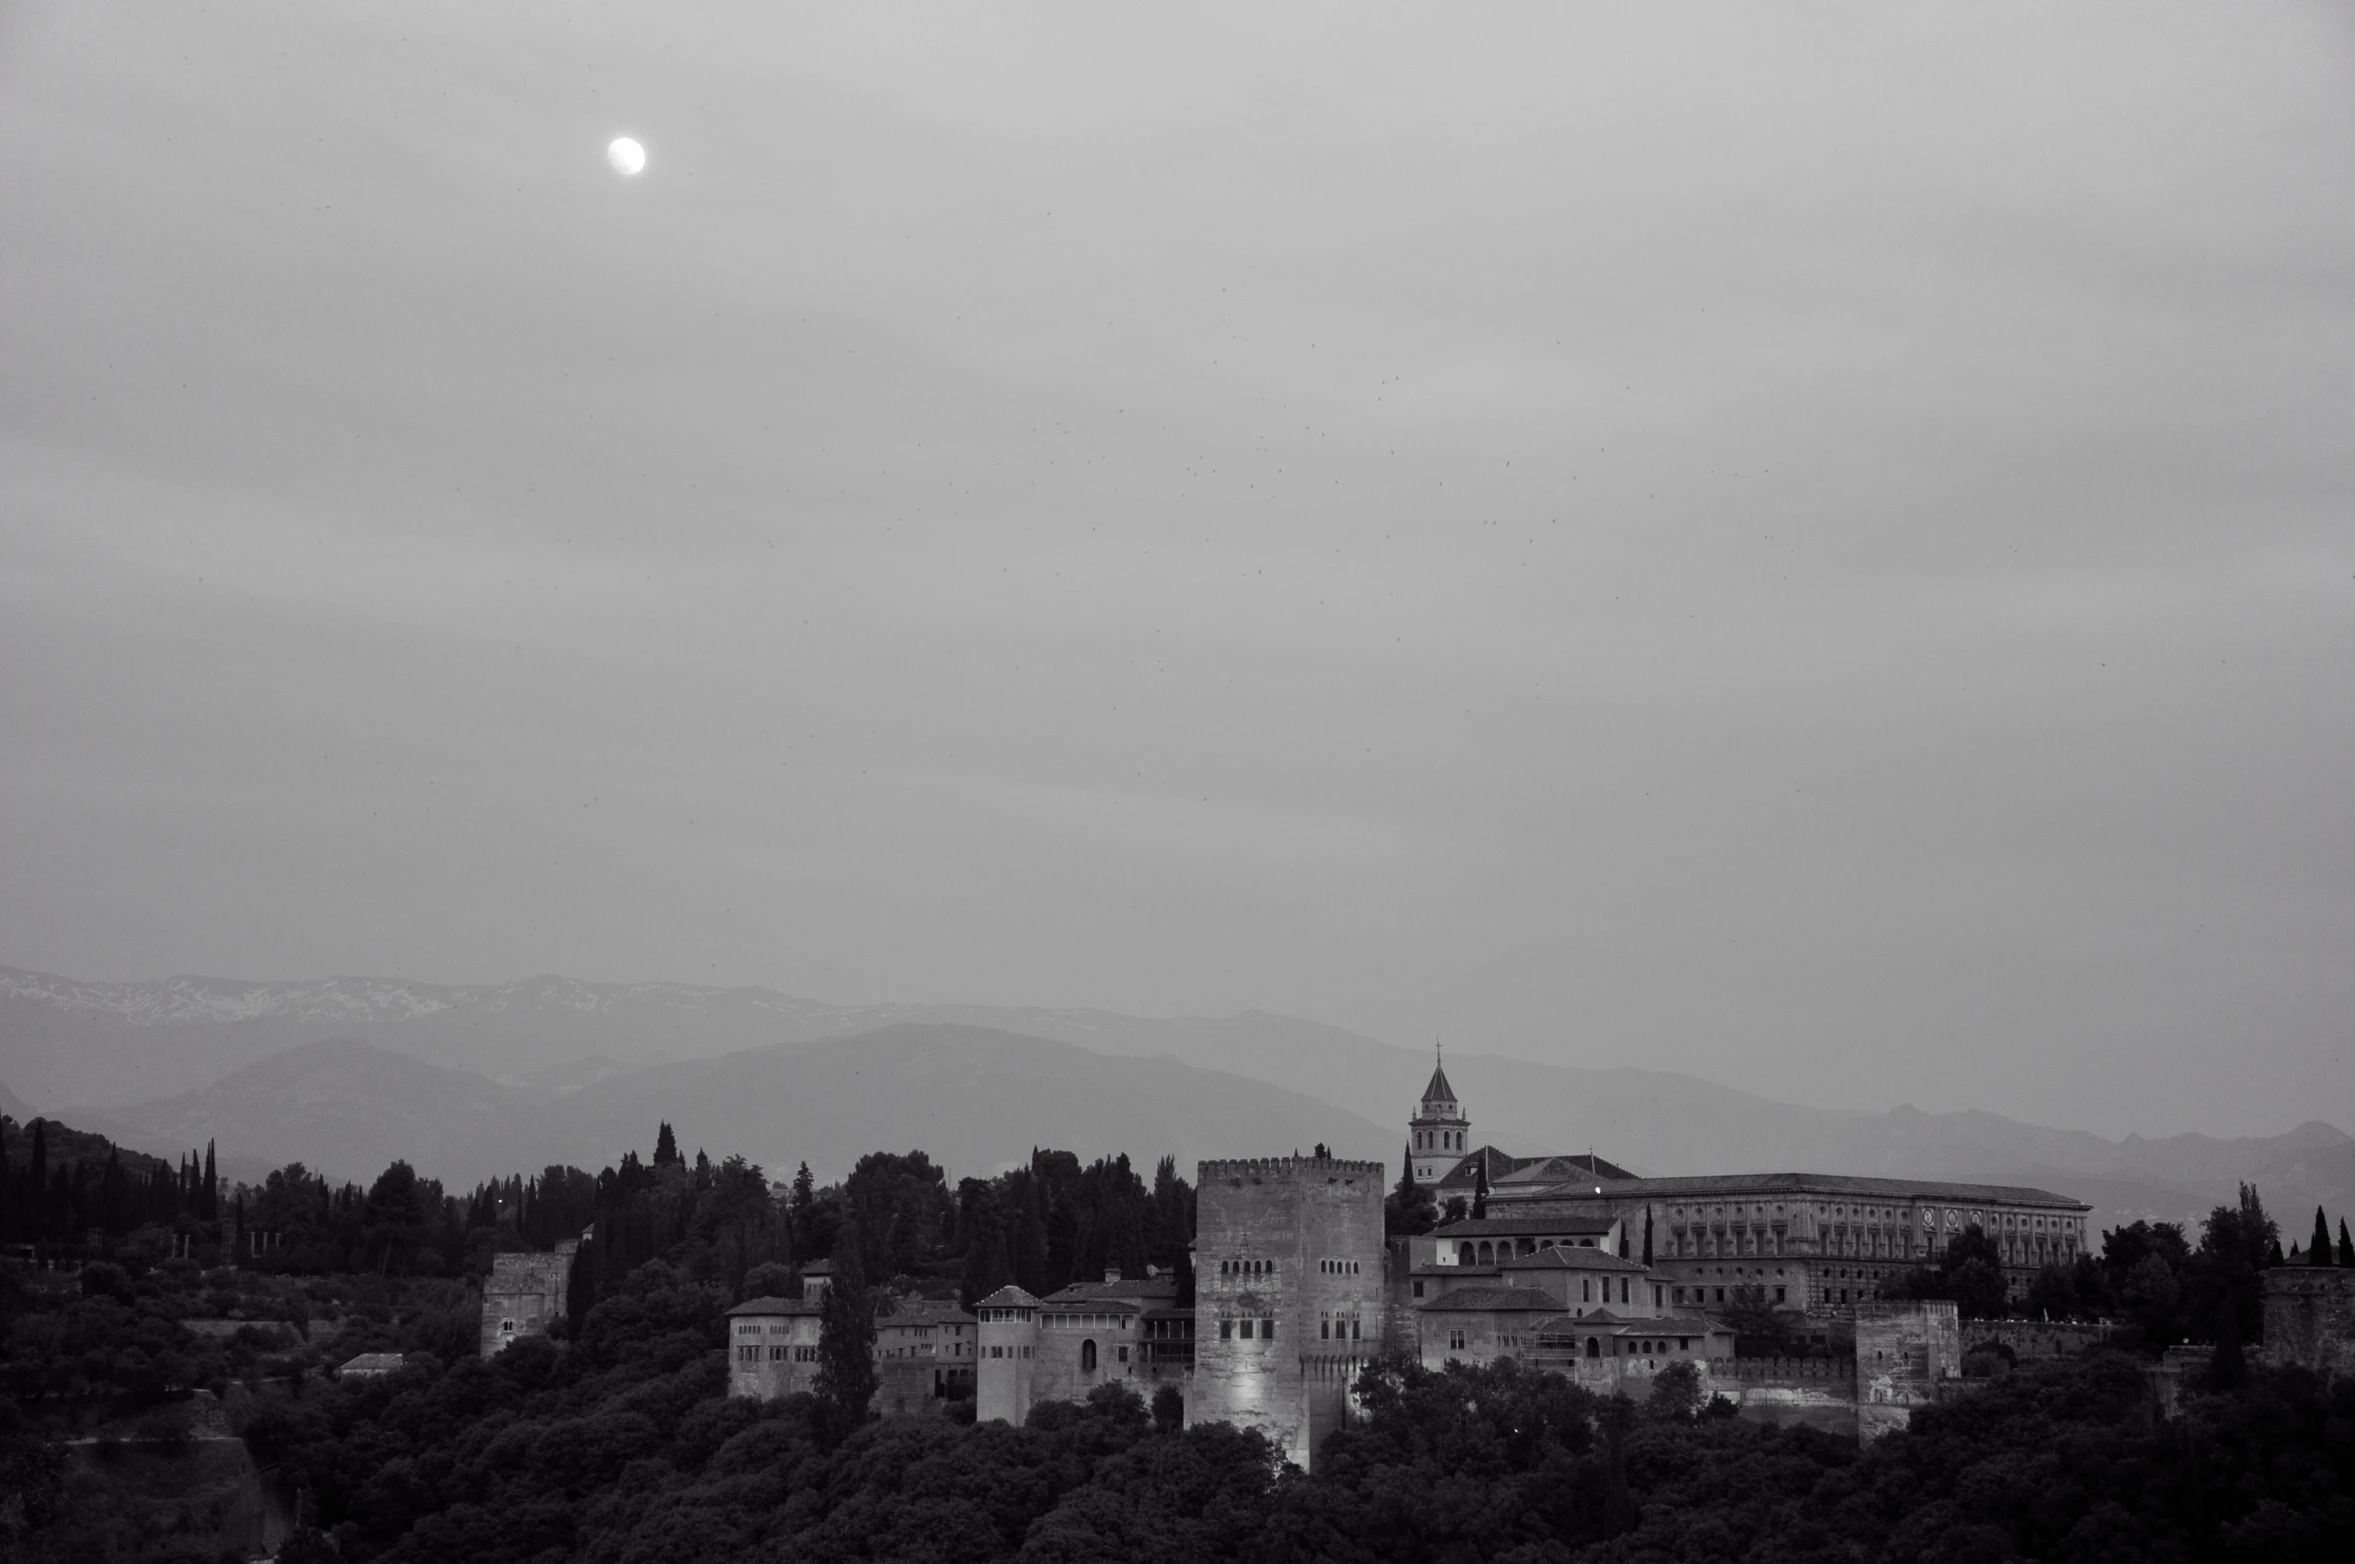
1585, 1337, 1600, 1359
1458, 1242, 1475, 1265
1477, 1241, 1493, 1264
1081, 1339, 1097, 1373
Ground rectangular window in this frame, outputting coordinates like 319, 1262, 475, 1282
1220, 1320, 1233, 1339
1413, 1280, 1425, 1298
1320, 1320, 1330, 1339
1118, 1346, 1128, 1363
1262, 1319, 1274, 1340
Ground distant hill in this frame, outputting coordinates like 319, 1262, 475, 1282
0, 1077, 34, 1123
0, 1106, 174, 1179
9, 964, 2348, 1233
83, 1024, 1396, 1189
82, 1038, 536, 1190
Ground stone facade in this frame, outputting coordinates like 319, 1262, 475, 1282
1853, 1300, 1962, 1441
2260, 1266, 2355, 1381
1519, 1176, 2089, 1316
480, 1239, 577, 1356
1189, 1154, 1388, 1469
724, 1268, 833, 1399
1961, 1318, 2114, 1360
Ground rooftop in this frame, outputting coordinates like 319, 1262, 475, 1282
1420, 1059, 1459, 1109
1586, 1173, 2088, 1210
974, 1285, 1042, 1310
1433, 1214, 1618, 1238
338, 1352, 405, 1374
1500, 1248, 1647, 1274
727, 1295, 822, 1317
1434, 1149, 1636, 1188
1416, 1285, 1569, 1314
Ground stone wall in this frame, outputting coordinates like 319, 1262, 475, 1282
1962, 1318, 2112, 1359
1190, 1155, 1387, 1470
480, 1241, 575, 1356
2260, 1266, 2355, 1381
1853, 1300, 1960, 1441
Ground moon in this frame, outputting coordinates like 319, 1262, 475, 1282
607, 137, 646, 177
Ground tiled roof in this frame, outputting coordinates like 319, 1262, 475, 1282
727, 1295, 821, 1317
1433, 1215, 1617, 1238
1416, 1286, 1567, 1313
339, 1353, 405, 1372
1435, 1150, 1636, 1188
801, 1258, 838, 1274
1590, 1173, 2087, 1209
1421, 1061, 1458, 1107
1499, 1248, 1646, 1274
1496, 1153, 1637, 1184
975, 1285, 1041, 1309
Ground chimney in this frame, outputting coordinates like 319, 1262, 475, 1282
1104, 1268, 1122, 1285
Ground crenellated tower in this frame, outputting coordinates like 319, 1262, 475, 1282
1409, 1048, 1470, 1186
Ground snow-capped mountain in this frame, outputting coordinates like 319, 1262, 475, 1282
0, 965, 849, 1109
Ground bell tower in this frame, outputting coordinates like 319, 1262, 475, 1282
1409, 1045, 1470, 1186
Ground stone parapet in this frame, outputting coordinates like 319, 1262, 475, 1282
1198, 1156, 1386, 1180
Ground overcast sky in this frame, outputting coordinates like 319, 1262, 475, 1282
3, 2, 2349, 1139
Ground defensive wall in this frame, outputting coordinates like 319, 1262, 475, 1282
2260, 1267, 2355, 1381
1855, 1300, 1961, 1441
1704, 1302, 1958, 1439
1961, 1318, 2112, 1360
1189, 1155, 1388, 1469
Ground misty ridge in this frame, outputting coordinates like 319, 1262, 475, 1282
4, 964, 2348, 1238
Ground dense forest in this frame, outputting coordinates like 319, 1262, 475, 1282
22, 1284, 2347, 1563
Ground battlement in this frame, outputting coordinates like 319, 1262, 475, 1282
1198, 1156, 1385, 1180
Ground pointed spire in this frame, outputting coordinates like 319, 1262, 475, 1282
1420, 1040, 1459, 1111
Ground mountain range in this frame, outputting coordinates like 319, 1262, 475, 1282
4, 964, 2349, 1238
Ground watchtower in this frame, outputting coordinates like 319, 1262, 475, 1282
974, 1285, 1041, 1425
1190, 1153, 1387, 1469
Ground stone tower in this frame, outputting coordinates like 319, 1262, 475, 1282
1189, 1153, 1387, 1470
1409, 1051, 1470, 1187
974, 1285, 1041, 1425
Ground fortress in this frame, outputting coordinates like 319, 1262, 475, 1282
684, 1058, 2102, 1465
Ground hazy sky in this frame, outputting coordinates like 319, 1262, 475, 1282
3, 2, 2350, 1139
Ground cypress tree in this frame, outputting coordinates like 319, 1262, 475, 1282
28, 1120, 47, 1243
1388, 1144, 1436, 1237
1471, 1149, 1491, 1221
203, 1140, 218, 1221
2308, 1206, 2332, 1266
654, 1121, 679, 1167
2340, 1218, 2354, 1267
813, 1227, 877, 1445
1643, 1207, 1654, 1267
